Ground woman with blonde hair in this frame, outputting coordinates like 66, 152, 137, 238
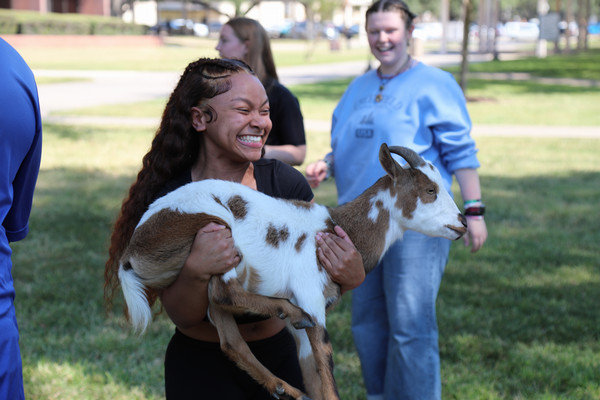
307, 1, 488, 398
216, 17, 307, 166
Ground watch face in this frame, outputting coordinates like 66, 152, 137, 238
465, 205, 485, 216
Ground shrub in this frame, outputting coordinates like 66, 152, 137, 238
19, 19, 91, 35
0, 9, 146, 36
0, 14, 18, 34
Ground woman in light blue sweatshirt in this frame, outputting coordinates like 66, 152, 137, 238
306, 1, 488, 399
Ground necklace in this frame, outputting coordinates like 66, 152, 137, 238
375, 56, 413, 103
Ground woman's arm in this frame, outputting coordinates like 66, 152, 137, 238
305, 153, 333, 189
160, 223, 241, 329
454, 168, 488, 253
263, 144, 306, 166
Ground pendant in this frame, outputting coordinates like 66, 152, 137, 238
375, 93, 382, 102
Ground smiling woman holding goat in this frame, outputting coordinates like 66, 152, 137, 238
104, 58, 364, 400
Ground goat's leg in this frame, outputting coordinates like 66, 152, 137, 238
288, 326, 323, 400
210, 276, 315, 329
305, 325, 339, 400
298, 353, 323, 400
209, 303, 311, 400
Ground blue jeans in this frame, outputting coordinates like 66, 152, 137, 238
351, 231, 451, 400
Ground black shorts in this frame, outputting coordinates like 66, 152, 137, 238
164, 328, 305, 399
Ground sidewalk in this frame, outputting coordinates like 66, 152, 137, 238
35, 51, 600, 139
32, 51, 507, 117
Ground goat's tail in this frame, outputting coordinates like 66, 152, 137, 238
118, 262, 151, 335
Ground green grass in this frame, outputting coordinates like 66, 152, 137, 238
442, 137, 600, 399
9, 40, 600, 399
456, 48, 600, 81
464, 79, 600, 126
15, 36, 369, 71
11, 123, 600, 400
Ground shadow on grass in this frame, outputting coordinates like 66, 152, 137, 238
43, 123, 107, 140
465, 79, 600, 95
13, 167, 170, 399
449, 49, 600, 81
11, 164, 600, 399
440, 172, 600, 398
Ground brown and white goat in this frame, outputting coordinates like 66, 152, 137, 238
118, 143, 467, 400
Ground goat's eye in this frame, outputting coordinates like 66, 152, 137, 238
427, 188, 436, 195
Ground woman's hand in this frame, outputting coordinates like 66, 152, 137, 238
160, 222, 241, 329
316, 225, 365, 294
181, 222, 241, 282
454, 168, 488, 254
464, 217, 488, 253
305, 160, 328, 188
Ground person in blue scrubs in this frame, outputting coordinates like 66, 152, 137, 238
0, 38, 43, 400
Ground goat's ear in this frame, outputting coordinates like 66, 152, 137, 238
379, 143, 404, 180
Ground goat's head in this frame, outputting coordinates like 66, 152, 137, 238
379, 143, 467, 240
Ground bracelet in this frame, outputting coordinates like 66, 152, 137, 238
464, 204, 485, 216
464, 199, 481, 207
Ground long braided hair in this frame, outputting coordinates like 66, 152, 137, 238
104, 58, 254, 313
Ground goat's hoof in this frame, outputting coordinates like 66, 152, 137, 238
270, 383, 285, 399
292, 313, 315, 329
293, 319, 315, 329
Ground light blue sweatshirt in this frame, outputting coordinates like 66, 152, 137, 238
331, 62, 480, 205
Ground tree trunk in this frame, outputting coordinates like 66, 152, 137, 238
459, 0, 473, 93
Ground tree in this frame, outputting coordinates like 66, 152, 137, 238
459, 0, 474, 93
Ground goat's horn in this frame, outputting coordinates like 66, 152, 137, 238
387, 145, 425, 169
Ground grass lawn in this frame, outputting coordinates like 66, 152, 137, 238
456, 48, 600, 81
8, 37, 600, 399
11, 123, 600, 400
15, 36, 370, 72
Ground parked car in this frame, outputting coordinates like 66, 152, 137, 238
338, 24, 360, 39
412, 22, 443, 41
322, 22, 338, 40
149, 19, 208, 37
281, 21, 318, 39
559, 20, 579, 36
264, 20, 294, 38
282, 21, 308, 39
169, 19, 195, 35
207, 21, 223, 35
503, 21, 540, 41
588, 22, 600, 35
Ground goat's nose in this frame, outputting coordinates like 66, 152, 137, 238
459, 213, 467, 227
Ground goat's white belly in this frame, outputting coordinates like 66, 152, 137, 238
225, 241, 331, 324
236, 245, 327, 293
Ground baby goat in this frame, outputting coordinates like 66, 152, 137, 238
118, 144, 467, 400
